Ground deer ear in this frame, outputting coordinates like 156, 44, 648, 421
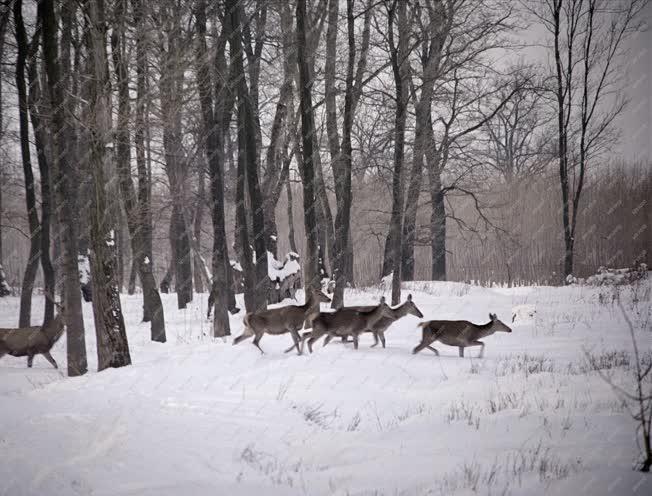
379, 296, 386, 304
407, 294, 412, 301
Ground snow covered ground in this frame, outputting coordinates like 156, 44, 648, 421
1, 280, 651, 496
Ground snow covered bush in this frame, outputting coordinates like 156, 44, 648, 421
566, 262, 648, 286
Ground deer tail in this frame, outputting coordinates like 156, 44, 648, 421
417, 321, 429, 329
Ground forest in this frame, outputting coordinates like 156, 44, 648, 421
0, 0, 649, 376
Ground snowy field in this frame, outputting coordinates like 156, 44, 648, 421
1, 281, 651, 496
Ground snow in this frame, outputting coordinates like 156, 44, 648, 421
230, 260, 243, 272
77, 255, 91, 285
511, 304, 536, 323
267, 251, 300, 282
144, 257, 150, 265
1, 280, 651, 495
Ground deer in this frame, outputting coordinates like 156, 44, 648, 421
233, 288, 331, 355
322, 294, 423, 349
412, 313, 511, 358
301, 297, 396, 353
0, 307, 66, 369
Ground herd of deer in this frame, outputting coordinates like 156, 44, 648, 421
0, 288, 512, 369
233, 288, 512, 357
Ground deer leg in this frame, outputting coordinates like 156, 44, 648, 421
412, 332, 438, 355
27, 355, 34, 368
352, 334, 359, 350
252, 332, 265, 354
370, 332, 379, 348
426, 345, 440, 356
378, 331, 386, 349
467, 340, 485, 358
341, 336, 348, 343
459, 347, 465, 358
233, 327, 254, 345
289, 329, 303, 356
323, 334, 334, 348
42, 351, 58, 369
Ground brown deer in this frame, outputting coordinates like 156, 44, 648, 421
233, 288, 331, 354
0, 309, 66, 368
302, 297, 395, 353
322, 294, 424, 348
412, 313, 511, 358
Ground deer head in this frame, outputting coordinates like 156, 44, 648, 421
489, 313, 512, 333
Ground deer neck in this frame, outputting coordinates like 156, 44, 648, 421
44, 314, 66, 345
474, 320, 495, 338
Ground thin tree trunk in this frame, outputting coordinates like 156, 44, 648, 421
193, 166, 206, 294
286, 175, 298, 253
388, 0, 408, 305
194, 0, 232, 335
229, 0, 268, 311
14, 0, 41, 328
26, 28, 55, 324
115, 0, 165, 341
40, 0, 87, 376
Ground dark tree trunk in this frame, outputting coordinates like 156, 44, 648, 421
193, 166, 206, 294
194, 0, 232, 335
26, 29, 55, 324
40, 0, 87, 376
235, 108, 256, 312
330, 0, 357, 309
388, 0, 409, 305
128, 258, 137, 295
228, 0, 268, 311
0, 5, 7, 277
286, 176, 298, 254
132, 0, 163, 332
114, 0, 165, 341
429, 180, 446, 281
295, 0, 320, 291
159, 7, 192, 309
14, 0, 41, 328
85, 0, 131, 371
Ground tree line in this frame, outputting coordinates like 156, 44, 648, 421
0, 0, 647, 375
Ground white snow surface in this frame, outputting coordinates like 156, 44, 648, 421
1, 281, 651, 495
267, 251, 300, 282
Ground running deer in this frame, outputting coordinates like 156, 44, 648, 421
0, 309, 66, 368
302, 297, 395, 353
412, 313, 511, 358
322, 294, 423, 348
233, 288, 331, 354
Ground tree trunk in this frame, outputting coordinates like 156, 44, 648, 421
0, 4, 7, 279
14, 0, 41, 328
388, 0, 409, 305
286, 175, 298, 253
128, 258, 137, 294
193, 166, 206, 294
429, 178, 446, 281
85, 0, 131, 371
330, 0, 357, 309
194, 0, 232, 335
296, 0, 320, 292
228, 0, 268, 311
114, 0, 165, 341
40, 0, 87, 376
26, 29, 55, 324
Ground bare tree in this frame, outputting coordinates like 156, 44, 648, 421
85, 0, 131, 370
14, 0, 41, 327
113, 0, 166, 342
386, 0, 410, 305
532, 0, 647, 279
296, 0, 320, 292
228, 0, 268, 312
325, 0, 372, 308
39, 0, 88, 376
194, 0, 231, 336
